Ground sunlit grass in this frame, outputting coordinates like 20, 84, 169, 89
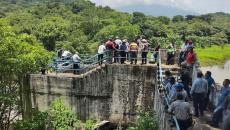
196, 44, 230, 66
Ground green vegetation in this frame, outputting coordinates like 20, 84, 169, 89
196, 45, 230, 66
127, 111, 159, 130
1, 0, 230, 54
13, 99, 96, 130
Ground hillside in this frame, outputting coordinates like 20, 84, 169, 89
0, 0, 230, 54
117, 4, 198, 17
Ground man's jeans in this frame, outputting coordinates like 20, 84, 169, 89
193, 93, 205, 117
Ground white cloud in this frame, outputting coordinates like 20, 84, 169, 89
89, 0, 230, 13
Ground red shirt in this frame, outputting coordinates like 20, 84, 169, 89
105, 41, 114, 49
186, 52, 195, 64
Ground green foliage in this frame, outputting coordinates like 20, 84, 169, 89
0, 21, 51, 129
13, 109, 48, 130
172, 15, 184, 22
84, 120, 95, 130
48, 99, 77, 130
128, 111, 159, 130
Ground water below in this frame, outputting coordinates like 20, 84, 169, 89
201, 60, 230, 84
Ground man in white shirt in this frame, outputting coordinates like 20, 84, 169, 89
72, 52, 81, 74
62, 50, 72, 60
98, 43, 106, 65
115, 36, 122, 47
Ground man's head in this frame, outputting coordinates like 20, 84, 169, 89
223, 79, 230, 87
205, 71, 212, 77
175, 83, 184, 92
165, 70, 171, 77
197, 71, 203, 78
177, 93, 183, 100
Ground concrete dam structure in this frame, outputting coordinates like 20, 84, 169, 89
30, 64, 157, 124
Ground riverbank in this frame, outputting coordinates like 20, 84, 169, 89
196, 44, 230, 67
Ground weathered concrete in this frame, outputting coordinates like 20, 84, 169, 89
30, 64, 156, 124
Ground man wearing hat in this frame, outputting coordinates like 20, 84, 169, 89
171, 83, 188, 102
141, 39, 149, 64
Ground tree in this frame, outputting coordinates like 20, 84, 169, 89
0, 22, 51, 130
158, 16, 170, 25
131, 12, 146, 25
47, 99, 77, 130
172, 15, 184, 22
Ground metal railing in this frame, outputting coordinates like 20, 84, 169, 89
51, 48, 181, 75
155, 49, 181, 130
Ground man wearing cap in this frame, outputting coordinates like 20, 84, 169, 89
141, 39, 149, 64
171, 83, 188, 102
168, 93, 193, 130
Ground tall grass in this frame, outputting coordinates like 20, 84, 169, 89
196, 44, 230, 66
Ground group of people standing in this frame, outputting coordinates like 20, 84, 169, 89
165, 68, 230, 130
97, 37, 150, 65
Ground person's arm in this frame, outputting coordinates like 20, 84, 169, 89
190, 80, 196, 94
212, 79, 217, 90
168, 102, 175, 114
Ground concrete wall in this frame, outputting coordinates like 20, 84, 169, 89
30, 64, 156, 124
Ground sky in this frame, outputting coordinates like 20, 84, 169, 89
90, 0, 230, 14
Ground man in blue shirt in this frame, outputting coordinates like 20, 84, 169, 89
204, 71, 216, 110
211, 79, 230, 127
190, 71, 208, 117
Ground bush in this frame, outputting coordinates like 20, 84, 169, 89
127, 111, 159, 130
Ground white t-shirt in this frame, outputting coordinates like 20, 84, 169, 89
98, 44, 106, 54
62, 51, 72, 57
72, 54, 81, 62
115, 39, 122, 47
